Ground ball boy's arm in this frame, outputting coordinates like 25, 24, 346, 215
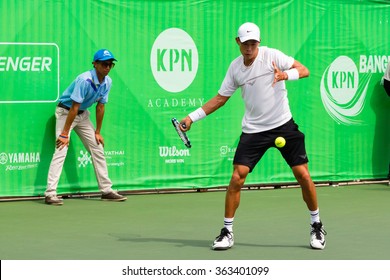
95, 102, 106, 146
56, 101, 81, 150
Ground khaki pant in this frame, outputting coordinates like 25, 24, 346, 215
45, 107, 112, 197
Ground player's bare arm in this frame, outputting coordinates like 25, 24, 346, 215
272, 60, 309, 86
180, 94, 230, 131
291, 60, 309, 78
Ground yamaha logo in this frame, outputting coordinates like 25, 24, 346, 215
0, 152, 8, 164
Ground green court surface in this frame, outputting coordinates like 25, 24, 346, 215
0, 183, 389, 260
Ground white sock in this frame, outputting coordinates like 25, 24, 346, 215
224, 217, 234, 232
310, 209, 320, 224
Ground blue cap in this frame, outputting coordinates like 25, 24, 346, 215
93, 49, 117, 62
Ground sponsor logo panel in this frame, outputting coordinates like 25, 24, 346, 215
320, 55, 389, 125
150, 28, 198, 93
0, 42, 60, 103
0, 151, 40, 171
220, 145, 236, 161
77, 150, 126, 168
159, 146, 190, 164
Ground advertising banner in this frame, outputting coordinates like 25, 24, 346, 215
0, 0, 389, 197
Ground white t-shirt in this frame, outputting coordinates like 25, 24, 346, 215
219, 46, 294, 133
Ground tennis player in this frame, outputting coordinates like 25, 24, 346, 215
180, 22, 326, 250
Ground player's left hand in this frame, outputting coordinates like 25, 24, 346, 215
272, 61, 287, 86
95, 132, 105, 147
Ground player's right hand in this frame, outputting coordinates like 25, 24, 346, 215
180, 116, 193, 132
272, 61, 287, 86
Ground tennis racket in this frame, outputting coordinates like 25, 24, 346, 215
171, 118, 191, 148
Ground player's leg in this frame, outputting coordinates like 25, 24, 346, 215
225, 164, 250, 217
277, 119, 327, 249
212, 164, 250, 250
74, 112, 126, 201
292, 164, 317, 211
212, 131, 267, 250
276, 119, 319, 212
292, 164, 326, 249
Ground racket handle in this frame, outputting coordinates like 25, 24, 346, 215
171, 118, 191, 148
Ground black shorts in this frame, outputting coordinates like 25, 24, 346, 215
384, 79, 390, 97
233, 118, 309, 172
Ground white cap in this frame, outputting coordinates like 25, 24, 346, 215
237, 22, 260, 42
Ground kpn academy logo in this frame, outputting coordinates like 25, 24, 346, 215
320, 55, 374, 125
150, 28, 198, 93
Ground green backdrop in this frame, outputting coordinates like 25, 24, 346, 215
0, 0, 389, 197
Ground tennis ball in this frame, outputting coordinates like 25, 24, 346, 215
275, 137, 286, 148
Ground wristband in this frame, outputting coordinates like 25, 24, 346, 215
59, 135, 68, 139
285, 68, 299, 80
188, 107, 206, 123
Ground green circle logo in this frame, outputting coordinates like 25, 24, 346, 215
150, 28, 199, 93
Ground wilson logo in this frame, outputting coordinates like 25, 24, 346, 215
159, 146, 190, 157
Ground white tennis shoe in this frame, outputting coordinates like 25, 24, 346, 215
310, 221, 327, 249
212, 227, 234, 250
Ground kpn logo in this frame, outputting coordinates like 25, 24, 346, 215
320, 56, 370, 125
150, 28, 198, 93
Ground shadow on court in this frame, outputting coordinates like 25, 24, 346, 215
112, 234, 307, 250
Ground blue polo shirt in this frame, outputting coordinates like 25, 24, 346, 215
58, 69, 112, 110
